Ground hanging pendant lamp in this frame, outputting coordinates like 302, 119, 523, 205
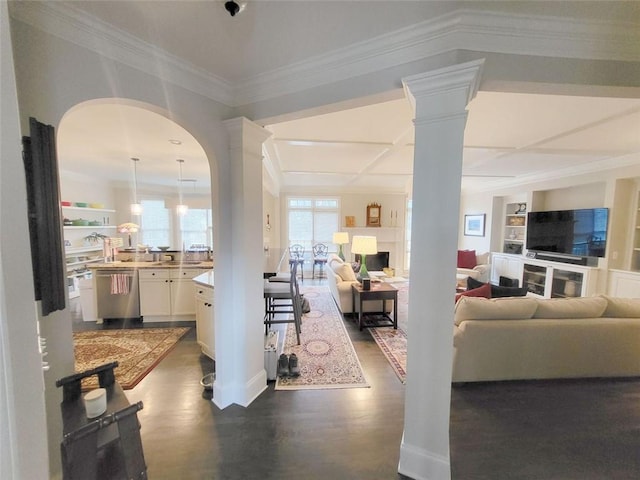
176, 159, 188, 216
130, 157, 142, 215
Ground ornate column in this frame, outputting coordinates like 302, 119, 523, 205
214, 117, 271, 408
399, 59, 484, 479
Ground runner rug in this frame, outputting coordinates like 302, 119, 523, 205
369, 282, 409, 383
275, 286, 369, 390
73, 327, 190, 390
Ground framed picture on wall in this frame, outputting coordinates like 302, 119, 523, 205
464, 214, 486, 237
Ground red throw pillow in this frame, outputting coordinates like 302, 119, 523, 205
455, 282, 491, 303
457, 250, 477, 269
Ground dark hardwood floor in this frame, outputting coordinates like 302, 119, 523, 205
70, 280, 640, 479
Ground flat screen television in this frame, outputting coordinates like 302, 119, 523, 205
526, 208, 609, 258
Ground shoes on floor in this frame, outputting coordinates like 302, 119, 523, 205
277, 353, 289, 377
288, 353, 300, 377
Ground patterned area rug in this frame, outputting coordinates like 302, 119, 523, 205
369, 282, 409, 383
275, 286, 369, 390
73, 327, 190, 390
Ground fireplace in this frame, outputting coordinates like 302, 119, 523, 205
355, 251, 389, 271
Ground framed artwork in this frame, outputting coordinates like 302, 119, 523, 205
366, 203, 381, 227
345, 216, 356, 227
464, 214, 486, 237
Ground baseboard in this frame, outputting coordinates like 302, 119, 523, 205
212, 369, 267, 410
398, 434, 451, 480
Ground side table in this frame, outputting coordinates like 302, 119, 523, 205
351, 282, 398, 331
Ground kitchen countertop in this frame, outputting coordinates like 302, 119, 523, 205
193, 271, 214, 288
89, 261, 214, 269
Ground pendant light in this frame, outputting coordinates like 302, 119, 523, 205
176, 159, 188, 216
130, 157, 142, 215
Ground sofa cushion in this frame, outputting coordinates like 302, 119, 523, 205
454, 296, 538, 325
467, 277, 528, 298
334, 263, 357, 282
533, 296, 607, 319
455, 283, 491, 303
601, 295, 640, 318
457, 250, 477, 269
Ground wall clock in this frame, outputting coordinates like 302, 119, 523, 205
367, 203, 381, 227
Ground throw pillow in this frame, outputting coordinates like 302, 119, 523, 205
457, 250, 477, 269
334, 263, 357, 282
455, 282, 491, 303
467, 277, 528, 298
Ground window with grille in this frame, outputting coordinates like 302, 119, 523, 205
180, 208, 213, 249
287, 196, 339, 253
140, 199, 171, 247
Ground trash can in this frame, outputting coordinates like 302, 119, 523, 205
78, 277, 97, 322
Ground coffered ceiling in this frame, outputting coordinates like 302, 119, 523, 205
13, 1, 640, 195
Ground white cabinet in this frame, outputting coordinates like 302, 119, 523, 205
195, 285, 215, 359
522, 259, 598, 298
139, 268, 204, 320
607, 270, 640, 298
503, 202, 527, 255
490, 253, 524, 286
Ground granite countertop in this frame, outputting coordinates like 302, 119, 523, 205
193, 271, 214, 288
89, 261, 214, 269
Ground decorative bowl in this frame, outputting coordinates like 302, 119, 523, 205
157, 246, 170, 251
89, 203, 105, 209
61, 201, 72, 206
74, 202, 88, 208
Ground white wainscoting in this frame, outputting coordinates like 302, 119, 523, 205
607, 269, 640, 298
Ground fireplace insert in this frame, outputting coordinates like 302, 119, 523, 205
355, 251, 389, 271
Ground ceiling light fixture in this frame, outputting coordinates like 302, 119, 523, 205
168, 139, 182, 145
176, 159, 188, 216
130, 157, 142, 215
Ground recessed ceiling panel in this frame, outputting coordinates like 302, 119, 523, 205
465, 92, 640, 149
368, 148, 414, 175
275, 141, 386, 173
267, 99, 414, 144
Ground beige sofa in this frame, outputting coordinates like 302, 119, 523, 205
326, 254, 391, 314
453, 295, 640, 383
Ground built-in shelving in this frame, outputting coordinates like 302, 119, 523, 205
503, 202, 527, 254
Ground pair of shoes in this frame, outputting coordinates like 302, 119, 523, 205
277, 353, 301, 377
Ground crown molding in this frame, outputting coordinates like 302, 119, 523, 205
234, 9, 640, 105
10, 4, 640, 108
9, 1, 234, 106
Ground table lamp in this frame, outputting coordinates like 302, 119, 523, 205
351, 235, 377, 288
117, 223, 139, 248
332, 232, 349, 260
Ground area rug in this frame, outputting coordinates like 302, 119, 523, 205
369, 282, 409, 383
73, 327, 190, 390
275, 286, 369, 390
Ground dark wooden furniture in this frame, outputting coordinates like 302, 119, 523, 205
351, 282, 398, 331
56, 362, 147, 480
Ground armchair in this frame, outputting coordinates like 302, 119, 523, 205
456, 250, 490, 287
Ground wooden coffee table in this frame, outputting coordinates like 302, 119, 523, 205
351, 282, 398, 331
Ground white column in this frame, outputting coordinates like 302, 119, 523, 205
399, 59, 484, 480
213, 117, 271, 408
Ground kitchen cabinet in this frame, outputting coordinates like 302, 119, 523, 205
139, 268, 204, 321
195, 285, 215, 359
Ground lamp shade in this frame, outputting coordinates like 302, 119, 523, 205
332, 232, 349, 245
351, 235, 377, 255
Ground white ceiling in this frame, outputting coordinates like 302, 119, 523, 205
38, 1, 640, 194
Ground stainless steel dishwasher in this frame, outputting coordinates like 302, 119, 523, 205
95, 268, 141, 320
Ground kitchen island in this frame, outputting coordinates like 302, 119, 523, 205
88, 261, 213, 323
193, 271, 215, 359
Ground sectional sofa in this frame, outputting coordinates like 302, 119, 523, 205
453, 295, 640, 383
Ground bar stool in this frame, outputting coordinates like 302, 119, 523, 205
264, 263, 302, 344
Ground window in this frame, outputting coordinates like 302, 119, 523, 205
180, 208, 213, 249
287, 196, 339, 252
140, 199, 171, 247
